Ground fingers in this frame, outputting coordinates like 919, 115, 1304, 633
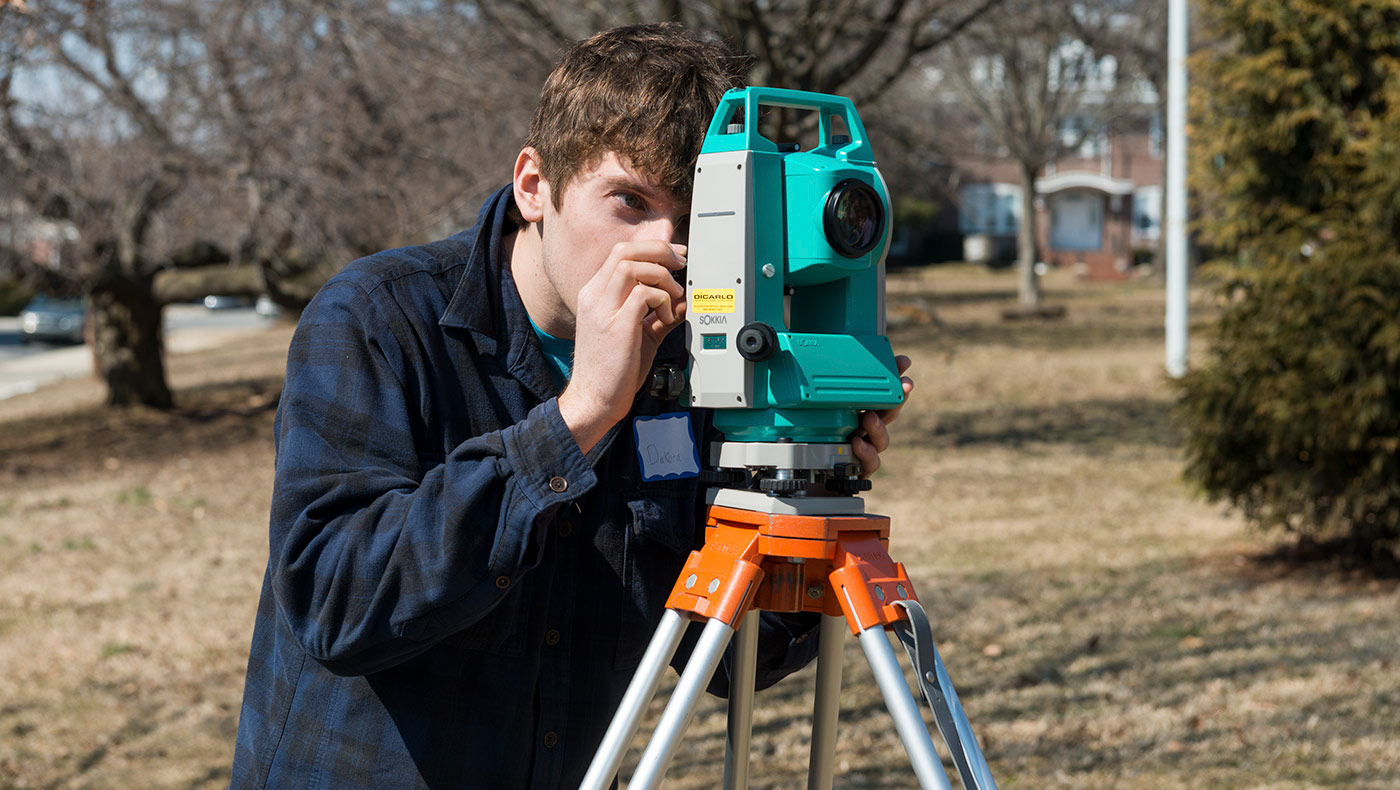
851, 355, 911, 479
599, 241, 686, 309
859, 409, 890, 453
875, 356, 915, 426
851, 434, 880, 478
621, 281, 679, 331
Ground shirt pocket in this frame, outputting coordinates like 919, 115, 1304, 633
614, 482, 701, 669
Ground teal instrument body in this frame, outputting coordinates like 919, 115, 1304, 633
685, 87, 903, 443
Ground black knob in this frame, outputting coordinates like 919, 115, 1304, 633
700, 468, 748, 486
647, 365, 686, 400
824, 477, 873, 494
736, 322, 778, 362
759, 478, 808, 494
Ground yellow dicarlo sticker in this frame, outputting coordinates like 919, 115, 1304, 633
691, 289, 736, 314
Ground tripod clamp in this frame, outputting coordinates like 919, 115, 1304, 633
893, 599, 999, 790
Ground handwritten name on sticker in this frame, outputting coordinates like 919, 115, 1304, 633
633, 413, 701, 482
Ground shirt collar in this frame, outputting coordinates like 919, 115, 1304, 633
440, 184, 558, 401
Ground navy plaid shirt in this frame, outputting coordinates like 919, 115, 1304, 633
229, 186, 819, 789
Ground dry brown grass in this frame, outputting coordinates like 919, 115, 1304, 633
1, 268, 1396, 789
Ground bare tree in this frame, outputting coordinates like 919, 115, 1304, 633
0, 0, 526, 407
939, 0, 1136, 307
470, 0, 1003, 140
0, 0, 213, 407
192, 1, 527, 303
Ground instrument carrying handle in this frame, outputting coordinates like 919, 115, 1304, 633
707, 86, 875, 162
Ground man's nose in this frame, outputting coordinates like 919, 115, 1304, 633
638, 216, 687, 245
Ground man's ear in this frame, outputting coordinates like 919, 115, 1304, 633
513, 147, 550, 223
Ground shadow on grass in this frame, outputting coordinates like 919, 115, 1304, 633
890, 317, 1170, 354
910, 396, 1181, 453
947, 320, 1167, 352
0, 376, 282, 481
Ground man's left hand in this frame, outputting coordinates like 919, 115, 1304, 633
850, 354, 914, 479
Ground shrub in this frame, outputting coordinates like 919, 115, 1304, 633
1181, 0, 1400, 560
1177, 253, 1400, 558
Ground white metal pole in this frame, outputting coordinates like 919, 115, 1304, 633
1165, 0, 1190, 377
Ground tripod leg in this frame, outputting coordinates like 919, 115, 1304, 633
857, 625, 955, 790
579, 609, 689, 790
893, 600, 998, 790
724, 610, 760, 790
629, 616, 736, 790
806, 614, 846, 790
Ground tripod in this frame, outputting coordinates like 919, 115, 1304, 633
581, 488, 999, 790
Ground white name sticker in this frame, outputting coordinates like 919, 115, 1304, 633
633, 413, 701, 482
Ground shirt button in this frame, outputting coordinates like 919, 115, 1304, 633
545, 628, 561, 646
558, 521, 573, 538
549, 476, 568, 493
543, 731, 558, 748
494, 575, 511, 590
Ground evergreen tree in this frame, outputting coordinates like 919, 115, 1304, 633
1180, 0, 1400, 559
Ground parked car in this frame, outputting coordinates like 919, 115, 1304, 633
203, 294, 254, 310
19, 295, 86, 344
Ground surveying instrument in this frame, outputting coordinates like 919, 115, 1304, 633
581, 88, 997, 790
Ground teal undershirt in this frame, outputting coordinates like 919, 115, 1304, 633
527, 315, 574, 390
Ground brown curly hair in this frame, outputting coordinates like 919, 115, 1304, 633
524, 23, 743, 210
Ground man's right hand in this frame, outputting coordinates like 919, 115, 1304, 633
557, 240, 688, 454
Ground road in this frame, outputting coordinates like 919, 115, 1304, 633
0, 303, 276, 400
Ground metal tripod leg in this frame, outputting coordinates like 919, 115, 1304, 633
807, 614, 846, 790
629, 616, 736, 790
724, 610, 759, 789
579, 609, 689, 790
857, 624, 956, 790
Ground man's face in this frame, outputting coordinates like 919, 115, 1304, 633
535, 151, 689, 332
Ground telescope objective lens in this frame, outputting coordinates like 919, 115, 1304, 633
823, 179, 884, 258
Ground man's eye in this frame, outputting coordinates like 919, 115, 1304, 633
617, 193, 644, 211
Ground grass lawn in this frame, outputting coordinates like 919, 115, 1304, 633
0, 265, 1395, 788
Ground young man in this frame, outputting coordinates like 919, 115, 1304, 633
230, 23, 912, 789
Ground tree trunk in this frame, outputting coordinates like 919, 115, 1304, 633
1017, 160, 1042, 307
90, 277, 172, 409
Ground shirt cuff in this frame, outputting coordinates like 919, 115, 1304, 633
503, 398, 600, 511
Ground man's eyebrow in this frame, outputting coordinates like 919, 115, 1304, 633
601, 175, 671, 202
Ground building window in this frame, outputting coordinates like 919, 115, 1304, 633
959, 183, 1021, 235
1058, 113, 1107, 159
1133, 185, 1162, 241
